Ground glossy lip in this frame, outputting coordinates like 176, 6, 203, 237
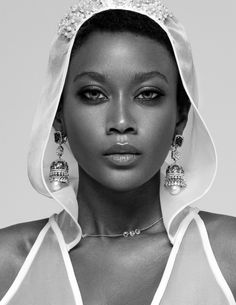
103, 153, 141, 167
103, 143, 142, 155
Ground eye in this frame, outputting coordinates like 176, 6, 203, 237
77, 88, 108, 104
136, 89, 164, 104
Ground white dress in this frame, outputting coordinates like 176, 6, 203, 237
0, 206, 235, 305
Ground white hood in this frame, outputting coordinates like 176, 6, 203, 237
27, 0, 217, 250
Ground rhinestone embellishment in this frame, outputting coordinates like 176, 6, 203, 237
58, 0, 104, 40
123, 228, 141, 237
111, 0, 172, 22
58, 0, 172, 40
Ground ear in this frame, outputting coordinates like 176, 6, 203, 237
52, 98, 66, 135
175, 102, 190, 135
173, 79, 191, 140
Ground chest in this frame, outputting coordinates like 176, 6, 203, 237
69, 235, 172, 305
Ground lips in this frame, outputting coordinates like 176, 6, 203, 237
103, 143, 141, 155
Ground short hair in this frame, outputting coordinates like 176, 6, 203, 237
71, 9, 175, 59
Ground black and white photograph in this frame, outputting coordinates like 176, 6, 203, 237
0, 0, 236, 304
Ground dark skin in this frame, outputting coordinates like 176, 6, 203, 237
0, 32, 236, 304
56, 31, 183, 236
55, 32, 181, 304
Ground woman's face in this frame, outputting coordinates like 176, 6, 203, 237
60, 31, 179, 191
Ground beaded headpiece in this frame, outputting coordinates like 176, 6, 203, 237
58, 0, 172, 40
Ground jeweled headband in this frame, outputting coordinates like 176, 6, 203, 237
58, 0, 172, 40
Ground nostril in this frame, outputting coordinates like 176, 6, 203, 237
107, 127, 137, 135
105, 108, 138, 134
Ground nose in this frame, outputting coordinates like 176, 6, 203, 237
105, 97, 137, 135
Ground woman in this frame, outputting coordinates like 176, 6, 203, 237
0, 0, 236, 304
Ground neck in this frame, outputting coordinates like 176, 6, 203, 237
77, 166, 163, 236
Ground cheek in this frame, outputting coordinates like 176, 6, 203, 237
142, 105, 176, 165
63, 103, 103, 164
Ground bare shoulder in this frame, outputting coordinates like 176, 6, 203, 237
198, 210, 236, 252
0, 218, 48, 300
199, 210, 236, 297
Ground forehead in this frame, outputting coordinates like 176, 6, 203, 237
68, 31, 178, 83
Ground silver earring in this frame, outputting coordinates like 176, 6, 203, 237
49, 131, 70, 191
164, 135, 187, 195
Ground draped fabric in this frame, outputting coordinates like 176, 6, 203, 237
1, 207, 235, 305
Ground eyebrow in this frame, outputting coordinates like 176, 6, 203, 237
73, 70, 168, 84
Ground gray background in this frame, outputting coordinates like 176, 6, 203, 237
0, 0, 235, 228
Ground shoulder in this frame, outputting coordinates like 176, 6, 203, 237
0, 218, 49, 300
198, 210, 236, 252
198, 210, 236, 298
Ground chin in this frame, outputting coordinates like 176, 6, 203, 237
108, 182, 142, 192
96, 171, 153, 192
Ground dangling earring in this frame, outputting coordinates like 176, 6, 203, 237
49, 131, 70, 191
164, 135, 187, 195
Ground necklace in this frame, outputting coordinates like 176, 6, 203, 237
81, 216, 163, 238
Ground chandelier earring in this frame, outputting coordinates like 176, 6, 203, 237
164, 135, 187, 195
49, 130, 70, 191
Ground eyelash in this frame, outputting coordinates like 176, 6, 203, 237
77, 87, 164, 105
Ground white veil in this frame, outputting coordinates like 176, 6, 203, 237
27, 0, 217, 249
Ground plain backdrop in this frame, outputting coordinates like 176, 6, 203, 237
0, 0, 235, 228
